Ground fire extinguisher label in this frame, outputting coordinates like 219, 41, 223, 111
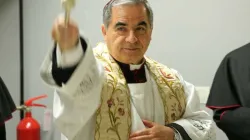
43, 108, 52, 131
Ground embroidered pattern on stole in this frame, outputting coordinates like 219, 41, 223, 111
93, 43, 186, 140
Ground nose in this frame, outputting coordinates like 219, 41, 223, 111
125, 31, 138, 44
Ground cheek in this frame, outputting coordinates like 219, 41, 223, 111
112, 36, 126, 48
108, 36, 126, 54
138, 35, 151, 48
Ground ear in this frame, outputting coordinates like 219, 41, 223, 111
101, 24, 107, 41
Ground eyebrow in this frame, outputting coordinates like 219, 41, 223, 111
137, 21, 148, 27
114, 21, 148, 29
114, 22, 127, 28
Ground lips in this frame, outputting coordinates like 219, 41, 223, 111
123, 48, 139, 50
122, 48, 139, 53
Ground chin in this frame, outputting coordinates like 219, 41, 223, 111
124, 58, 142, 64
114, 54, 143, 64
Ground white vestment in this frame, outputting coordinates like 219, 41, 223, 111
40, 34, 216, 140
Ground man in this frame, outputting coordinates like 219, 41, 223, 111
206, 42, 250, 140
40, 0, 215, 140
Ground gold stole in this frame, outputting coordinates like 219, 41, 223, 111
93, 43, 186, 140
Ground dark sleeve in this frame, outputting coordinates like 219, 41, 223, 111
166, 123, 192, 140
206, 49, 250, 139
0, 124, 6, 140
213, 107, 250, 140
0, 77, 16, 123
52, 37, 87, 86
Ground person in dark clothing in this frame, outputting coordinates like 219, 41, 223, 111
0, 77, 16, 140
206, 42, 250, 140
0, 124, 6, 140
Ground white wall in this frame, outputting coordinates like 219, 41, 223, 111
0, 0, 20, 140
147, 0, 250, 86
22, 0, 250, 140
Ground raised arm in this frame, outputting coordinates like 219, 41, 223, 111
40, 16, 104, 140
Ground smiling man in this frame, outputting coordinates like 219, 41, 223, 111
40, 0, 216, 140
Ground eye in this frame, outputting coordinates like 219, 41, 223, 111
136, 27, 146, 31
117, 27, 127, 32
136, 27, 146, 34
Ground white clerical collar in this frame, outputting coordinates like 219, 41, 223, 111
129, 59, 146, 71
129, 63, 143, 71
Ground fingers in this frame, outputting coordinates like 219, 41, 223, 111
142, 119, 155, 128
129, 135, 153, 140
51, 15, 78, 40
51, 14, 79, 51
57, 14, 78, 28
130, 129, 151, 138
130, 121, 173, 140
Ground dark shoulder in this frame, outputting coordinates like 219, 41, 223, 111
225, 42, 250, 62
218, 42, 250, 74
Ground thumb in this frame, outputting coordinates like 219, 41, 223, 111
142, 120, 155, 128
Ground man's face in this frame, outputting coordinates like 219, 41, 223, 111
102, 3, 152, 64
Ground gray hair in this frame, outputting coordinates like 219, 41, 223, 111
103, 0, 153, 28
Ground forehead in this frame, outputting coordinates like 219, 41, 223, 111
111, 3, 149, 23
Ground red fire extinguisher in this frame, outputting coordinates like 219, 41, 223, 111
16, 94, 48, 140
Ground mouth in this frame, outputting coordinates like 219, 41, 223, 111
123, 48, 139, 51
122, 48, 140, 53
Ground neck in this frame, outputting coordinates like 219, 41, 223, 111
113, 58, 147, 83
130, 60, 144, 65
114, 57, 145, 65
